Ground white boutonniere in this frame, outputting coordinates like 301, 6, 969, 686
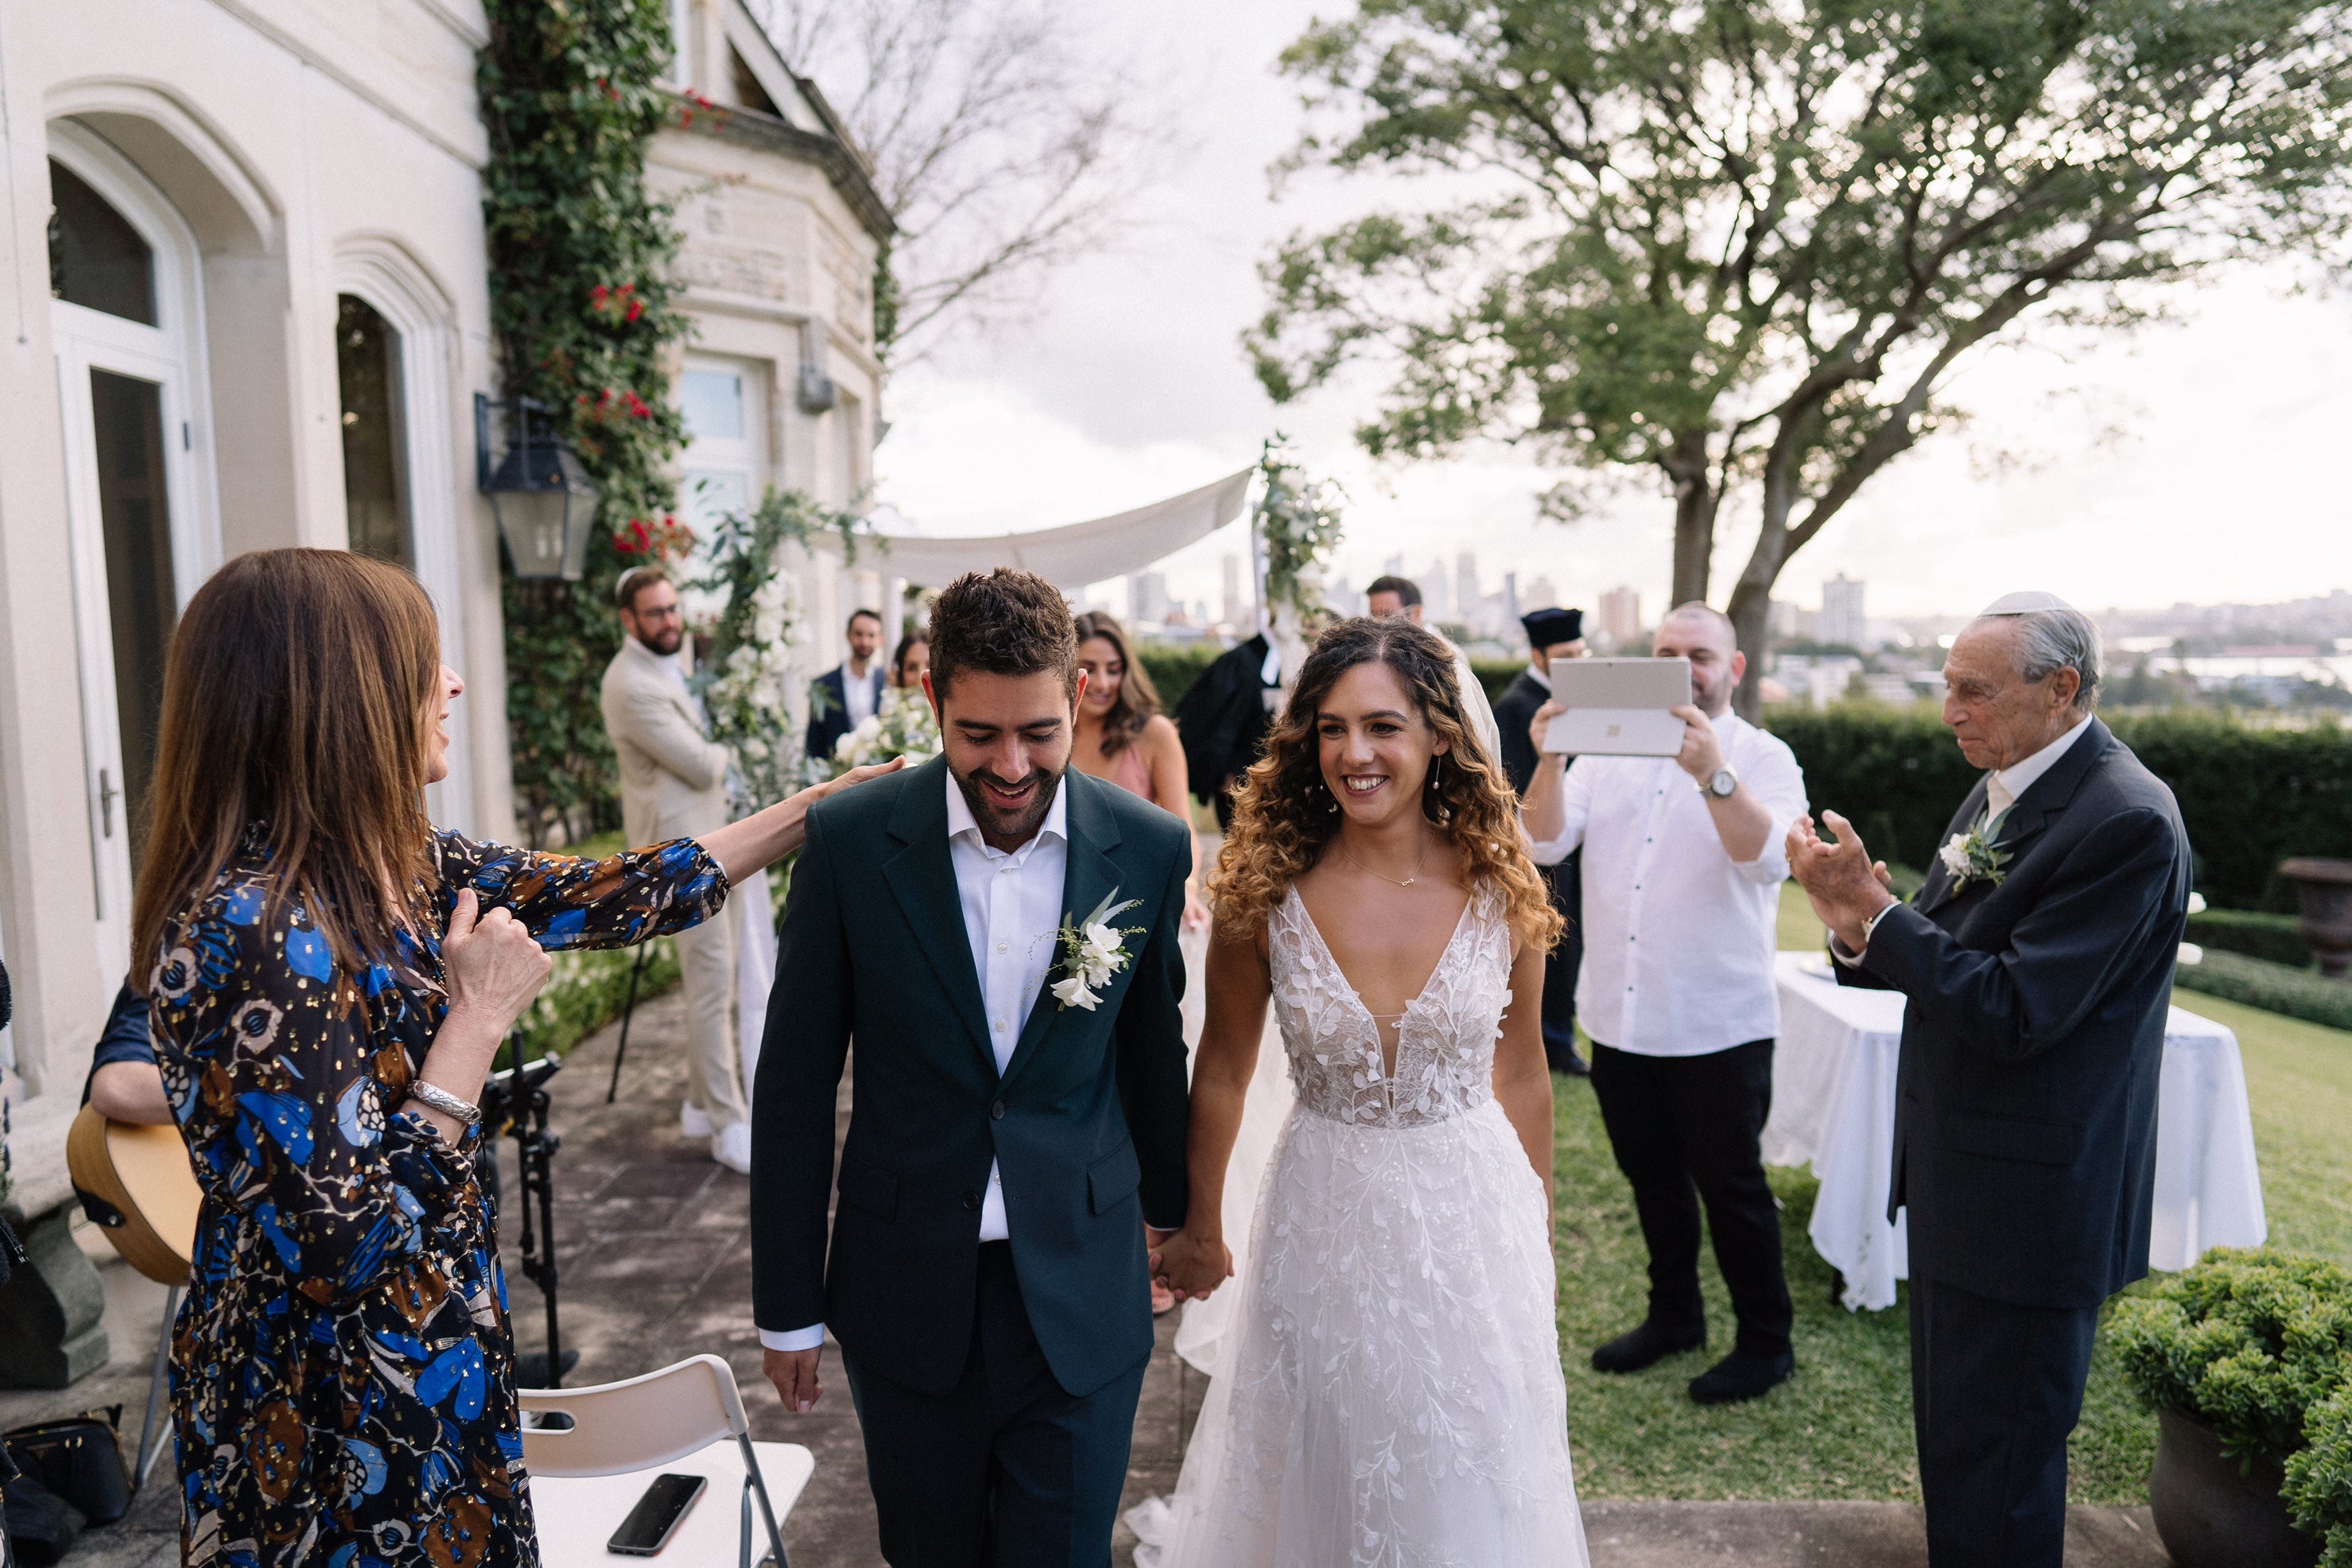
1047, 889, 1145, 1011
1937, 807, 2013, 894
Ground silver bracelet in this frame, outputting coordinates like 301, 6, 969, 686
407, 1079, 481, 1127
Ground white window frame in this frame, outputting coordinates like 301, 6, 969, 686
335, 241, 473, 833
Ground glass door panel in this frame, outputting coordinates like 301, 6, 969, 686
89, 368, 177, 876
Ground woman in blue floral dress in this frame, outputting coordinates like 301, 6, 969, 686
134, 549, 893, 1566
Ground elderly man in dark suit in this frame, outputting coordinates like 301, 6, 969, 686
1787, 592, 2191, 1568
1492, 606, 1590, 1076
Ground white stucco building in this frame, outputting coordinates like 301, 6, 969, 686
0, 0, 887, 1380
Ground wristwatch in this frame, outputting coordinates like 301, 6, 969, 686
1704, 767, 1738, 799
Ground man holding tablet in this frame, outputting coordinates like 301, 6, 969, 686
1522, 602, 1810, 1405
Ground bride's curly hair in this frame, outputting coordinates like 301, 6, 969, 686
1211, 617, 1562, 953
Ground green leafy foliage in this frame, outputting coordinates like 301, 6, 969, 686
2287, 1380, 2352, 1566
2175, 949, 2352, 1034
2109, 1248, 2352, 1468
2191, 908, 2318, 969
1251, 0, 2352, 672
1764, 707, 2352, 909
1254, 436, 1345, 623
693, 489, 867, 809
479, 0, 694, 844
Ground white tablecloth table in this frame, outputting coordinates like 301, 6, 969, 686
1762, 951, 2268, 1310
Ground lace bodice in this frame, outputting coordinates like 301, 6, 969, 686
1268, 882, 1513, 1128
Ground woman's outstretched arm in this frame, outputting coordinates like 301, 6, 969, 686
698, 758, 906, 883
1150, 929, 1271, 1300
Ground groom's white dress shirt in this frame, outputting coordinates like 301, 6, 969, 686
760, 770, 1069, 1354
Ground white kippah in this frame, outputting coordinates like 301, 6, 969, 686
1977, 590, 2075, 617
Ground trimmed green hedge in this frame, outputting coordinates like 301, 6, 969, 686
2189, 908, 2315, 969
2175, 949, 2352, 1033
1767, 708, 2352, 911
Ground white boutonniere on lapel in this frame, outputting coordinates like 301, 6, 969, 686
1047, 890, 1146, 1011
1937, 807, 2013, 894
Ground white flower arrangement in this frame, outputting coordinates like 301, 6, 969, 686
691, 489, 867, 811
1047, 890, 1145, 1011
1937, 807, 2014, 895
813, 685, 941, 782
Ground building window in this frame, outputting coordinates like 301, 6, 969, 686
48, 160, 155, 325
336, 294, 412, 569
89, 368, 176, 873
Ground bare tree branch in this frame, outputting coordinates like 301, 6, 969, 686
760, 0, 1174, 357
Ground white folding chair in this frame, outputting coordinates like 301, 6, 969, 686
519, 1354, 812, 1566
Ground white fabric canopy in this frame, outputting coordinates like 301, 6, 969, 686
856, 468, 1253, 589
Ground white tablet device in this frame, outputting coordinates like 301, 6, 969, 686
1542, 658, 1691, 757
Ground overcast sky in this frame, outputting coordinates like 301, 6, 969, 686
863, 0, 2352, 625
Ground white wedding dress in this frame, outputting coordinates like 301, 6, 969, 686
1130, 883, 1589, 1567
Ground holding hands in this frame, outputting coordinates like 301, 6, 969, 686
1786, 811, 1899, 954
1150, 1225, 1232, 1303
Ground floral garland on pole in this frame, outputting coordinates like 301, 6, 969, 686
694, 489, 867, 810
479, 0, 693, 844
1252, 434, 1346, 677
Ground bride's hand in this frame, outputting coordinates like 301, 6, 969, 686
1150, 1227, 1232, 1302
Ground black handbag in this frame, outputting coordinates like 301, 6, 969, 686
2, 1412, 130, 1527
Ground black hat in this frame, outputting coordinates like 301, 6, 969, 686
1520, 606, 1582, 646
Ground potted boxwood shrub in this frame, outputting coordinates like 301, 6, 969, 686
2110, 1249, 2352, 1568
2285, 1383, 2352, 1568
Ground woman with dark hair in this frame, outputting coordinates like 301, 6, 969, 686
1139, 617, 1588, 1566
1070, 611, 1205, 931
888, 630, 930, 689
134, 549, 893, 1567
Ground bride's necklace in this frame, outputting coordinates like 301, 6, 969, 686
1340, 837, 1426, 889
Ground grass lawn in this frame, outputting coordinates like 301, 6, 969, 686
1551, 885, 2352, 1501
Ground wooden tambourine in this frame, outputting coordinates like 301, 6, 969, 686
67, 1104, 200, 1286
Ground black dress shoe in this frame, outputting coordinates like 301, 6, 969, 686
1590, 1318, 1706, 1373
1559, 1049, 1591, 1077
1688, 1347, 1795, 1405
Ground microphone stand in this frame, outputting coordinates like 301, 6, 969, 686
486, 1038, 569, 1388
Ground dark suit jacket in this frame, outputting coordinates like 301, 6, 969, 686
1839, 718, 2191, 1309
750, 759, 1193, 1397
804, 665, 886, 761
1491, 667, 1548, 797
1171, 634, 1277, 803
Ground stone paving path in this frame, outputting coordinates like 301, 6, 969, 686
6, 984, 2175, 1566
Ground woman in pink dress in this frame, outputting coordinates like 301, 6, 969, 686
1073, 611, 1209, 1313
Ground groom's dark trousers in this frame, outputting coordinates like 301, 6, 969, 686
750, 759, 1193, 1567
1839, 718, 2189, 1566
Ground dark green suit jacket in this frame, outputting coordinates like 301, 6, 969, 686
750, 757, 1193, 1396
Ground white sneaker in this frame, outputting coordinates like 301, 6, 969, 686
711, 1120, 753, 1174
680, 1101, 713, 1139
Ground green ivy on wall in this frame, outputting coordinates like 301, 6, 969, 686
479, 0, 693, 844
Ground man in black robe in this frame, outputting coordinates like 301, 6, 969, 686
1492, 606, 1589, 1076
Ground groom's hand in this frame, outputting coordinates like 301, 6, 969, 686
1151, 1226, 1233, 1302
763, 1346, 825, 1414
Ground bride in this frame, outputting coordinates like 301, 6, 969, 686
1139, 617, 1589, 1566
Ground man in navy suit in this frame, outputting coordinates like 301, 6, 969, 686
1788, 592, 2191, 1568
753, 569, 1193, 1566
805, 606, 888, 763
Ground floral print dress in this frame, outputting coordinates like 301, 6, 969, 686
149, 831, 729, 1567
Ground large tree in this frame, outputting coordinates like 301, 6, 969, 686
1248, 0, 2352, 708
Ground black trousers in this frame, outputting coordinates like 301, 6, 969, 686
1539, 854, 1583, 1071
1908, 1275, 2100, 1568
842, 1242, 1147, 1567
1588, 1038, 1792, 1355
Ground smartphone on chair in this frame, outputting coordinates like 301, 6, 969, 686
607, 1473, 707, 1555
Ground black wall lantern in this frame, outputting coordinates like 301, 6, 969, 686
475, 393, 601, 580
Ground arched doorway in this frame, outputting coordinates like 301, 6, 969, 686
49, 121, 221, 983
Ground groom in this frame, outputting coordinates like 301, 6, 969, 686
750, 567, 1194, 1566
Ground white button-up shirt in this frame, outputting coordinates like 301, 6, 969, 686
843, 662, 883, 728
759, 769, 1071, 1355
1986, 712, 2092, 818
1529, 713, 1809, 1057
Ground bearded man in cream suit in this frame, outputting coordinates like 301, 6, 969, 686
602, 564, 754, 1172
